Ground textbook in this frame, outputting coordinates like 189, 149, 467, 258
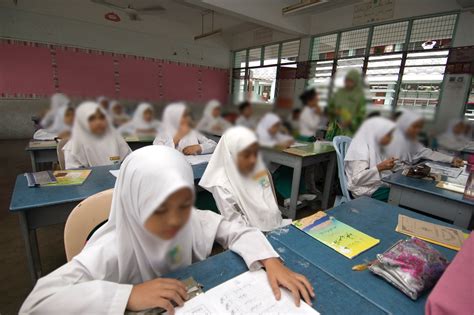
175, 270, 319, 315
41, 170, 91, 186
293, 212, 380, 259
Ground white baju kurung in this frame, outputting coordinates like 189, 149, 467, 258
196, 100, 231, 134
118, 102, 160, 135
299, 106, 321, 138
235, 115, 256, 129
256, 113, 293, 147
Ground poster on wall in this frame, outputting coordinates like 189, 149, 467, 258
55, 49, 116, 98
0, 42, 55, 97
353, 0, 394, 26
200, 68, 229, 104
117, 56, 160, 100
161, 62, 200, 102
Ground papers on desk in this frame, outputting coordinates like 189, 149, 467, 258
290, 142, 308, 148
39, 170, 91, 186
184, 154, 212, 165
109, 170, 120, 178
293, 212, 379, 259
396, 215, 466, 251
283, 147, 313, 157
175, 270, 319, 315
424, 162, 463, 178
314, 140, 333, 146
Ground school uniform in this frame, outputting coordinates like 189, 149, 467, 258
256, 113, 293, 147
63, 102, 131, 169
386, 110, 454, 164
196, 100, 231, 134
20, 146, 279, 314
40, 93, 69, 128
199, 126, 291, 232
118, 103, 160, 135
153, 102, 216, 154
33, 106, 71, 140
345, 117, 396, 199
108, 100, 130, 127
235, 115, 256, 129
437, 119, 470, 154
299, 106, 321, 138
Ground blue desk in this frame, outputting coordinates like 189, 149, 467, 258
267, 197, 463, 314
10, 163, 208, 283
383, 172, 473, 228
166, 242, 385, 314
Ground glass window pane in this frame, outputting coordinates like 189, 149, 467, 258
307, 60, 334, 107
311, 34, 337, 61
465, 78, 474, 121
234, 50, 247, 68
232, 69, 247, 104
263, 44, 279, 66
366, 54, 403, 109
280, 40, 300, 64
408, 14, 457, 51
248, 66, 277, 104
248, 48, 262, 67
338, 28, 369, 58
370, 21, 408, 54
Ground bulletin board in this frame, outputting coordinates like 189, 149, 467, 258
161, 62, 200, 102
200, 68, 229, 104
117, 56, 160, 100
0, 43, 55, 96
55, 49, 116, 98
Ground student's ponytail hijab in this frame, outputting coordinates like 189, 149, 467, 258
200, 126, 289, 231
65, 102, 131, 168
74, 146, 218, 284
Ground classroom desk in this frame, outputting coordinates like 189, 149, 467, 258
26, 137, 154, 171
200, 131, 221, 143
382, 172, 474, 229
165, 239, 385, 314
10, 163, 208, 283
267, 197, 463, 315
260, 141, 336, 219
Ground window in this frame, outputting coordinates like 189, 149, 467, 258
371, 22, 408, 54
465, 78, 474, 121
311, 34, 338, 60
408, 14, 457, 51
307, 60, 334, 107
263, 44, 279, 66
248, 66, 277, 104
234, 50, 246, 68
366, 54, 403, 109
280, 40, 300, 64
248, 48, 262, 67
338, 28, 369, 58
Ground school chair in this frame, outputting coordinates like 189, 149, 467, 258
56, 138, 69, 170
64, 189, 113, 261
332, 136, 352, 206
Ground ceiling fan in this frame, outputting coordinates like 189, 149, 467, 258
91, 0, 166, 21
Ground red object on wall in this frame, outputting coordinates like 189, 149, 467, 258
0, 43, 55, 96
55, 49, 116, 98
161, 62, 200, 102
105, 12, 121, 22
117, 57, 160, 100
201, 68, 229, 104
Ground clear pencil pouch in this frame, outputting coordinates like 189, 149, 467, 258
369, 238, 449, 300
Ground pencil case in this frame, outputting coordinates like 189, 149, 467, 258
369, 238, 449, 300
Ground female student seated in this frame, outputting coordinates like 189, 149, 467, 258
40, 93, 70, 128
345, 117, 397, 201
21, 146, 314, 314
200, 126, 291, 232
196, 99, 231, 135
63, 102, 131, 169
235, 101, 256, 129
387, 110, 463, 167
109, 100, 130, 127
33, 106, 74, 140
119, 103, 160, 136
437, 118, 470, 154
298, 89, 322, 140
154, 102, 217, 155
256, 113, 294, 148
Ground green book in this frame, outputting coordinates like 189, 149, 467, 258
42, 170, 91, 187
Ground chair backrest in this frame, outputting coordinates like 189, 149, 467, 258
64, 189, 113, 261
332, 136, 352, 202
56, 138, 69, 170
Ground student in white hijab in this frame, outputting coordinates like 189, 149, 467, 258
109, 100, 130, 127
235, 101, 256, 129
97, 96, 110, 111
21, 146, 314, 314
40, 93, 70, 128
387, 109, 463, 167
196, 99, 231, 135
200, 127, 291, 231
299, 89, 322, 139
437, 118, 470, 154
345, 117, 397, 200
119, 103, 160, 136
63, 102, 131, 169
154, 102, 217, 155
33, 106, 75, 140
256, 113, 294, 148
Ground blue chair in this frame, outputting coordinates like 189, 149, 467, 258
332, 136, 352, 206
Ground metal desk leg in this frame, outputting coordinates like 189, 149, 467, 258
321, 154, 336, 209
29, 151, 37, 172
19, 212, 40, 284
288, 159, 303, 219
387, 186, 402, 206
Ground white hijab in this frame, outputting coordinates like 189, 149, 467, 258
45, 106, 72, 134
196, 100, 230, 133
160, 102, 200, 151
129, 103, 160, 130
109, 101, 129, 118
345, 117, 396, 169
386, 109, 424, 162
64, 102, 131, 167
199, 126, 288, 231
256, 113, 292, 146
74, 146, 216, 284
437, 118, 469, 151
51, 93, 70, 111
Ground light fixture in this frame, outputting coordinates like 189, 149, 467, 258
194, 10, 222, 41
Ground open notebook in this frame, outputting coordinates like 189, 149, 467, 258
175, 270, 318, 315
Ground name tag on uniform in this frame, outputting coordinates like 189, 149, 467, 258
252, 170, 270, 188
109, 156, 121, 162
